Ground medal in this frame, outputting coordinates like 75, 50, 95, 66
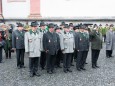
16, 37, 18, 39
49, 40, 50, 43
29, 39, 32, 42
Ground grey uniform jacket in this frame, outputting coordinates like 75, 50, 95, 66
38, 28, 47, 51
60, 32, 75, 53
25, 31, 41, 57
106, 30, 115, 50
12, 30, 25, 49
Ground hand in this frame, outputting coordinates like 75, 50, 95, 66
46, 50, 49, 53
26, 52, 29, 54
61, 49, 64, 51
12, 48, 16, 51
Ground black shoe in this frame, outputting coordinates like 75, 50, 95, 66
80, 67, 86, 70
85, 62, 88, 64
41, 67, 45, 70
57, 65, 62, 68
110, 56, 113, 57
51, 70, 56, 73
106, 56, 110, 58
49, 71, 53, 74
17, 66, 21, 69
21, 66, 26, 68
77, 68, 81, 71
71, 64, 74, 66
95, 65, 100, 68
67, 69, 72, 72
92, 66, 96, 69
35, 72, 41, 77
64, 70, 68, 73
30, 72, 34, 77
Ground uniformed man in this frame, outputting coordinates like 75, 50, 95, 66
25, 21, 41, 77
101, 24, 109, 42
73, 25, 79, 62
90, 26, 103, 68
38, 21, 47, 70
12, 23, 25, 69
106, 25, 115, 58
60, 24, 75, 73
43, 23, 60, 74
0, 27, 5, 63
69, 23, 75, 66
55, 26, 63, 68
75, 25, 89, 71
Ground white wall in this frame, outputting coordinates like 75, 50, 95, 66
2, 0, 115, 19
41, 0, 115, 18
2, 0, 30, 19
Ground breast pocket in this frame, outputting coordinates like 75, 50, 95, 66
64, 37, 68, 49
28, 38, 34, 52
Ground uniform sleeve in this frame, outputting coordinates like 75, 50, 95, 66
106, 31, 110, 44
43, 33, 47, 51
12, 31, 16, 48
75, 33, 79, 50
24, 32, 29, 52
59, 34, 64, 50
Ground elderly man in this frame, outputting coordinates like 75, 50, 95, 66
25, 21, 41, 77
43, 23, 60, 74
12, 23, 25, 69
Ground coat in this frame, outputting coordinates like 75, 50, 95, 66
43, 31, 60, 55
75, 32, 89, 51
4, 32, 12, 51
90, 30, 103, 50
106, 30, 115, 50
60, 32, 75, 53
12, 30, 25, 49
37, 28, 47, 51
25, 30, 41, 57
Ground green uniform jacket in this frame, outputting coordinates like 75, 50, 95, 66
101, 27, 108, 36
90, 30, 103, 50
4, 33, 12, 51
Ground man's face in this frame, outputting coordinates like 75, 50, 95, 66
18, 27, 24, 31
65, 28, 69, 32
80, 28, 84, 32
75, 29, 79, 32
49, 28, 54, 32
40, 26, 45, 30
56, 29, 61, 33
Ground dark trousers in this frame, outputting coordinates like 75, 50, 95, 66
76, 51, 88, 69
71, 53, 74, 64
0, 47, 2, 62
74, 50, 78, 61
16, 49, 25, 67
46, 53, 56, 72
5, 48, 11, 59
106, 50, 113, 57
55, 50, 62, 67
63, 53, 72, 70
29, 57, 39, 73
91, 49, 100, 67
40, 51, 46, 69
103, 35, 106, 42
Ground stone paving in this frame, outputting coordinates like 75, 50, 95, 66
0, 43, 115, 86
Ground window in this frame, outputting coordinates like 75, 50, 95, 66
7, 0, 26, 2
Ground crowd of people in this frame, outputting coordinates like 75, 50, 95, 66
0, 21, 115, 77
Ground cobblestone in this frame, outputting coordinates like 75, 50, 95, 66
0, 43, 115, 86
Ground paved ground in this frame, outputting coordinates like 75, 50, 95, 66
0, 43, 115, 86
